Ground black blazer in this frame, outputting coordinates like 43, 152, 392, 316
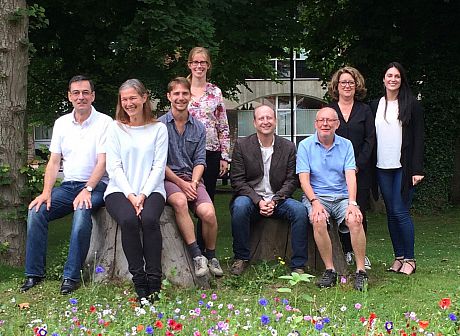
370, 97, 425, 201
329, 101, 376, 190
230, 133, 298, 205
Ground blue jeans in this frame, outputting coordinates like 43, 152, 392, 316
230, 196, 308, 269
25, 181, 106, 281
377, 168, 415, 259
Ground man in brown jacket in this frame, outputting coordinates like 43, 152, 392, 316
230, 105, 308, 275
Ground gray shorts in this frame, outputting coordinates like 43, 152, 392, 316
302, 194, 350, 233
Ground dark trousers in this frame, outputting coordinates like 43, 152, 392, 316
339, 188, 370, 253
105, 192, 164, 291
197, 150, 221, 251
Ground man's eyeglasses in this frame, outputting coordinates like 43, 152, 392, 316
339, 80, 356, 87
189, 61, 208, 67
70, 90, 92, 97
316, 118, 338, 124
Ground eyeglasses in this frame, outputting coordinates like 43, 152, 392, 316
189, 61, 208, 67
339, 80, 356, 87
316, 118, 338, 124
70, 90, 92, 97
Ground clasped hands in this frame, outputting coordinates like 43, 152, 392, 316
259, 199, 276, 217
128, 193, 146, 217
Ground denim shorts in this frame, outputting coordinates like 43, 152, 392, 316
302, 194, 350, 233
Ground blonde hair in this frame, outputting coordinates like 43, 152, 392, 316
328, 66, 367, 101
187, 46, 212, 80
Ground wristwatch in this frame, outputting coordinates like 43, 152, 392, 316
349, 201, 358, 206
85, 185, 93, 192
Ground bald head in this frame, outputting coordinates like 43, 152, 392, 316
316, 107, 338, 120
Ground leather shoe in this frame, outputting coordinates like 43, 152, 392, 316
20, 276, 44, 292
60, 279, 79, 295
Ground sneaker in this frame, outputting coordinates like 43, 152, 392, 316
354, 270, 369, 291
364, 256, 372, 270
230, 259, 249, 275
193, 255, 209, 277
291, 268, 305, 274
345, 252, 355, 265
316, 269, 338, 288
208, 258, 224, 277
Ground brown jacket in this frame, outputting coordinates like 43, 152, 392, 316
230, 133, 299, 204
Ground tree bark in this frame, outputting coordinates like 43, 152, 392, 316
0, 0, 28, 266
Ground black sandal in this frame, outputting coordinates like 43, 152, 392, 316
386, 257, 404, 272
399, 259, 416, 275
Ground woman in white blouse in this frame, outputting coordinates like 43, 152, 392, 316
371, 62, 424, 275
105, 79, 168, 300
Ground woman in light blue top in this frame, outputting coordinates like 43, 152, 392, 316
105, 79, 168, 300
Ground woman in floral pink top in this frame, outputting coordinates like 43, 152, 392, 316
187, 46, 230, 250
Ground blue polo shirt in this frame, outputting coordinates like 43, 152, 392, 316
296, 132, 356, 196
158, 111, 206, 178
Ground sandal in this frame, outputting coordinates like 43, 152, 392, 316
399, 259, 416, 275
386, 257, 404, 272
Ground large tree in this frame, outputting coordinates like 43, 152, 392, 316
0, 0, 28, 265
299, 0, 460, 209
27, 0, 303, 122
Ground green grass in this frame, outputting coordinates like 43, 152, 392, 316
1, 192, 459, 335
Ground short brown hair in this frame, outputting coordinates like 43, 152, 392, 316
167, 77, 191, 93
328, 66, 367, 101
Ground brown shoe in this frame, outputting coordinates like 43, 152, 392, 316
291, 268, 305, 274
230, 259, 249, 275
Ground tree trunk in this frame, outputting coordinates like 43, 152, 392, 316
0, 0, 28, 266
451, 135, 460, 205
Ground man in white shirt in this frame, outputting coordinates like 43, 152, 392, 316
20, 75, 112, 294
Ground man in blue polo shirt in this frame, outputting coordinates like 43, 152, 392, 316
296, 107, 368, 291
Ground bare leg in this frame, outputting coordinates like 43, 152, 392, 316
195, 202, 218, 250
348, 217, 367, 271
167, 192, 196, 244
312, 218, 334, 270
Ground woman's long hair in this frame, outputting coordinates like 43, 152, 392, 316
383, 62, 414, 125
115, 79, 155, 125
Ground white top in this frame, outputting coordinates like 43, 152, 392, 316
49, 106, 112, 183
104, 121, 168, 200
253, 138, 275, 201
375, 97, 403, 169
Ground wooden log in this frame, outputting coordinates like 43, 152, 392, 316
85, 206, 210, 288
249, 218, 348, 275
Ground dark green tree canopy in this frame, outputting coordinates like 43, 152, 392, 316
27, 0, 302, 123
299, 0, 460, 209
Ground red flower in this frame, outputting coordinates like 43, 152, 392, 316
173, 322, 183, 331
89, 305, 96, 313
418, 320, 429, 330
137, 325, 144, 332
168, 319, 177, 328
166, 331, 174, 336
439, 298, 451, 310
155, 320, 164, 329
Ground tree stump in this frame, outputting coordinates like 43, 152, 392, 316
85, 206, 210, 288
249, 218, 348, 275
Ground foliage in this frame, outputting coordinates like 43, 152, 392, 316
26, 0, 302, 123
0, 164, 11, 186
298, 0, 460, 210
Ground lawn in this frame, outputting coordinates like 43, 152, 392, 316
0, 191, 459, 335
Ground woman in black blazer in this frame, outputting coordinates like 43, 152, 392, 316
328, 66, 375, 270
371, 62, 424, 275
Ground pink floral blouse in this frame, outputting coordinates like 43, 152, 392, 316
188, 82, 230, 161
